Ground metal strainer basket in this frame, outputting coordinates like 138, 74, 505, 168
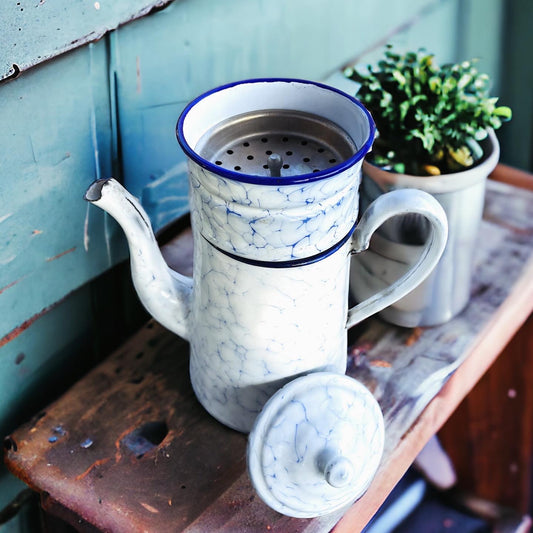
195, 109, 358, 178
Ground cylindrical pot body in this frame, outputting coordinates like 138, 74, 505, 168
178, 79, 375, 431
350, 129, 500, 327
176, 79, 447, 432
189, 231, 353, 432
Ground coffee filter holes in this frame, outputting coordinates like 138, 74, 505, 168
194, 110, 357, 177
218, 135, 341, 175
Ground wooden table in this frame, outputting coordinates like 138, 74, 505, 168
4, 165, 533, 532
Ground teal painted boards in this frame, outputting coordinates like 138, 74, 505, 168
0, 42, 127, 341
0, 0, 174, 81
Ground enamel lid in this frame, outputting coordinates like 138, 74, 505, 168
247, 372, 385, 518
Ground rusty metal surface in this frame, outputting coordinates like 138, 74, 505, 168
0, 0, 175, 82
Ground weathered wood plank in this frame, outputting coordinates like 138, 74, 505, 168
0, 42, 129, 343
333, 178, 533, 531
346, 179, 533, 453
4, 176, 533, 532
0, 0, 174, 82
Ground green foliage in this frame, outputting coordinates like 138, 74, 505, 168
345, 46, 512, 175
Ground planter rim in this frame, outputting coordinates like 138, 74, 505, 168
363, 129, 500, 193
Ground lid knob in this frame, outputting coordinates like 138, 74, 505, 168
324, 454, 355, 488
248, 372, 385, 518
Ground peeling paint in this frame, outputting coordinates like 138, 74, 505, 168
0, 278, 24, 295
1, 0, 176, 82
0, 255, 17, 266
55, 152, 71, 165
45, 247, 77, 262
0, 305, 52, 348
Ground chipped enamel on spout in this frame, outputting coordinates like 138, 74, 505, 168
84, 178, 193, 341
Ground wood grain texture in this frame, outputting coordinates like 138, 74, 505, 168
4, 176, 533, 532
0, 0, 174, 82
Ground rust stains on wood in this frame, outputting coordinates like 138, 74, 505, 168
75, 457, 112, 481
0, 305, 52, 348
4, 321, 248, 532
0, 277, 24, 295
405, 327, 424, 346
45, 246, 77, 262
369, 360, 393, 368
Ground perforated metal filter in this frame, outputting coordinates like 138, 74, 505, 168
195, 110, 358, 177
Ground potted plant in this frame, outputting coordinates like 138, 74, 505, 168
345, 46, 512, 327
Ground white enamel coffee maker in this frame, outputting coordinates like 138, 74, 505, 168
85, 79, 448, 517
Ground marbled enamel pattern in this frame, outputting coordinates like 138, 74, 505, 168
85, 180, 448, 434
179, 79, 373, 262
188, 159, 362, 262
188, 234, 351, 432
248, 372, 385, 518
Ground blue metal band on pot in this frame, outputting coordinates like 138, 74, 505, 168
177, 79, 375, 262
203, 221, 357, 268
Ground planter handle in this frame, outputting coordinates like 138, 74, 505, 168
346, 189, 448, 328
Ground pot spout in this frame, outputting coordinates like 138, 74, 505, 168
85, 178, 192, 341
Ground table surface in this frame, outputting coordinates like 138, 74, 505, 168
4, 167, 533, 533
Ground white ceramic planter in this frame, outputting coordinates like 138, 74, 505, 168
350, 129, 500, 327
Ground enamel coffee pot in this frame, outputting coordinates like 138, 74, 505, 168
85, 78, 448, 517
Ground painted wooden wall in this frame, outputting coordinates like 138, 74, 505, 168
0, 0, 523, 529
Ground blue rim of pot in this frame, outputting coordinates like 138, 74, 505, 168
176, 78, 376, 186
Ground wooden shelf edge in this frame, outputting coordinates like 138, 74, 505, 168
333, 256, 533, 532
490, 164, 533, 191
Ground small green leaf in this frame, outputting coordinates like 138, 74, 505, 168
442, 77, 457, 94
392, 70, 407, 86
465, 138, 484, 160
490, 116, 502, 129
494, 106, 512, 120
399, 100, 410, 120
428, 76, 441, 93
457, 73, 472, 90
474, 129, 488, 141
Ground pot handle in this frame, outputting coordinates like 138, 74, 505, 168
346, 189, 448, 329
